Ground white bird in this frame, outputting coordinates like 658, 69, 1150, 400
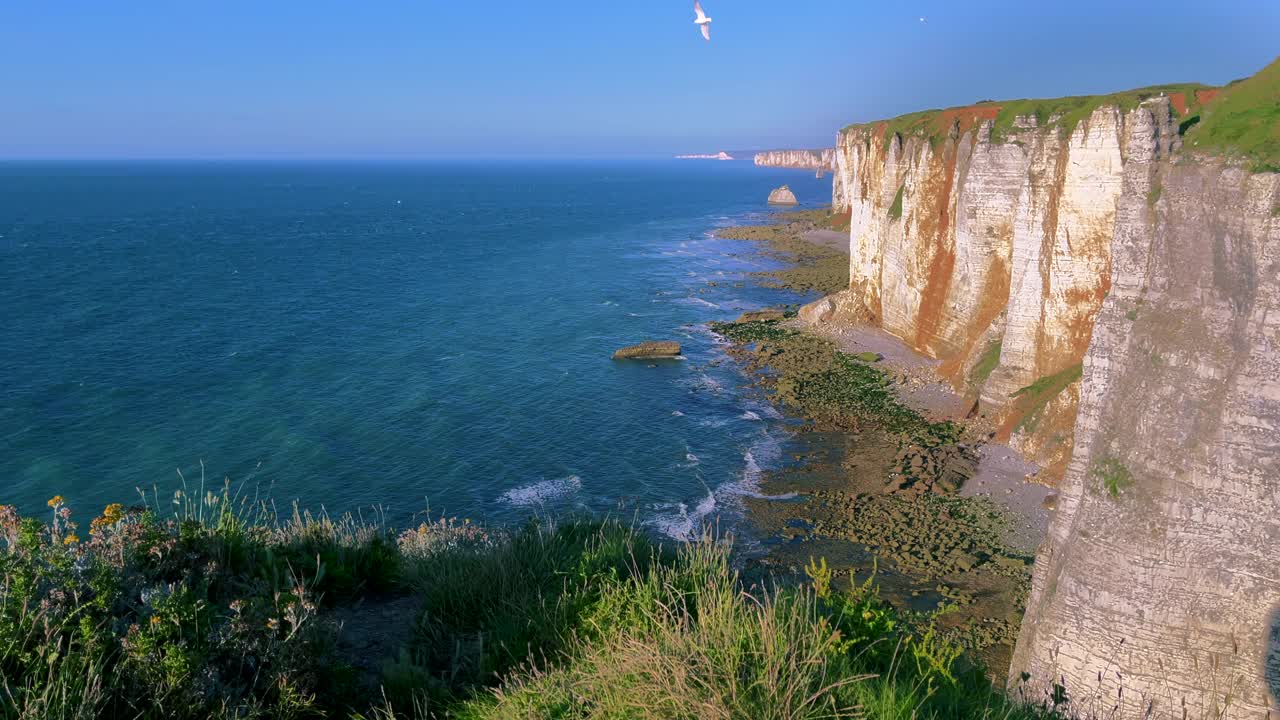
694, 1, 712, 41
919, 16, 927, 23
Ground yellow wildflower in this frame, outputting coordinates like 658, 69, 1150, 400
63, 534, 80, 545
150, 616, 162, 627
102, 503, 125, 522
266, 618, 280, 631
47, 496, 65, 508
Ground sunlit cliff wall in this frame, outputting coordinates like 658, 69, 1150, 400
836, 98, 1187, 475
825, 67, 1280, 717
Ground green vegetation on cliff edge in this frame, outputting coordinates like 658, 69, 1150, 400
1185, 57, 1280, 172
841, 55, 1279, 171
0, 493, 1058, 719
843, 83, 1211, 149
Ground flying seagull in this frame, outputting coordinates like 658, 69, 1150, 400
694, 1, 712, 41
919, 16, 927, 23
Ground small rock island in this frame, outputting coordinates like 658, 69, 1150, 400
767, 185, 799, 205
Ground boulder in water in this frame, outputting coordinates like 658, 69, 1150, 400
767, 185, 799, 205
612, 341, 682, 360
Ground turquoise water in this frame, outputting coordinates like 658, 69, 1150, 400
0, 161, 828, 538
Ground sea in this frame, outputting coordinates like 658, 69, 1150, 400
0, 160, 829, 539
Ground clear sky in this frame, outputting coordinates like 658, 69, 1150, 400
2, 1, 1277, 159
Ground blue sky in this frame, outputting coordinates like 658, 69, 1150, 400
2, 1, 1277, 159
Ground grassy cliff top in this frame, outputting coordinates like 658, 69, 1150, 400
841, 57, 1279, 170
842, 83, 1214, 148
1184, 56, 1280, 172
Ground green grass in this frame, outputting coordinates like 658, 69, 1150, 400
844, 84, 1212, 148
845, 109, 948, 151
837, 57, 1279, 171
1, 493, 1060, 720
1090, 456, 1135, 498
986, 84, 1212, 143
969, 341, 1003, 388
889, 183, 906, 219
382, 543, 1055, 720
1147, 181, 1162, 207
1185, 57, 1280, 172
1009, 364, 1084, 434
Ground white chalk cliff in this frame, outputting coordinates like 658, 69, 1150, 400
813, 61, 1280, 718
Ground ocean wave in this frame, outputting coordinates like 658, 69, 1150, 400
680, 297, 721, 310
498, 475, 582, 506
648, 492, 717, 542
739, 410, 761, 421
725, 435, 795, 501
671, 410, 685, 417
683, 374, 724, 394
742, 401, 782, 420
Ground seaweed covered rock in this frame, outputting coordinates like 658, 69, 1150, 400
612, 341, 682, 360
734, 309, 786, 323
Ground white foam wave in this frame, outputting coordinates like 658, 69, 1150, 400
671, 410, 685, 417
739, 410, 762, 421
499, 475, 583, 506
724, 434, 796, 500
649, 492, 718, 542
680, 297, 721, 309
683, 374, 723, 393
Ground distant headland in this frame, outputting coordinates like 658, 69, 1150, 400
674, 151, 734, 160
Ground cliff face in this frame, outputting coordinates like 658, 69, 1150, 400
836, 103, 1162, 473
824, 63, 1280, 718
1010, 119, 1280, 720
753, 148, 835, 171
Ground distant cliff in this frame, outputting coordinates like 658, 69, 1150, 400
676, 151, 734, 160
754, 149, 844, 210
818, 58, 1280, 718
753, 148, 835, 170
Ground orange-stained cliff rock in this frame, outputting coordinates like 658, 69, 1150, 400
834, 100, 1184, 477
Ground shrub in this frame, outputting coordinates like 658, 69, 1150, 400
0, 490, 388, 718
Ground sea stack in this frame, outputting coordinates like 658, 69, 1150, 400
767, 185, 799, 205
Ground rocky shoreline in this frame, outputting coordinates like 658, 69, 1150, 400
711, 210, 1052, 676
